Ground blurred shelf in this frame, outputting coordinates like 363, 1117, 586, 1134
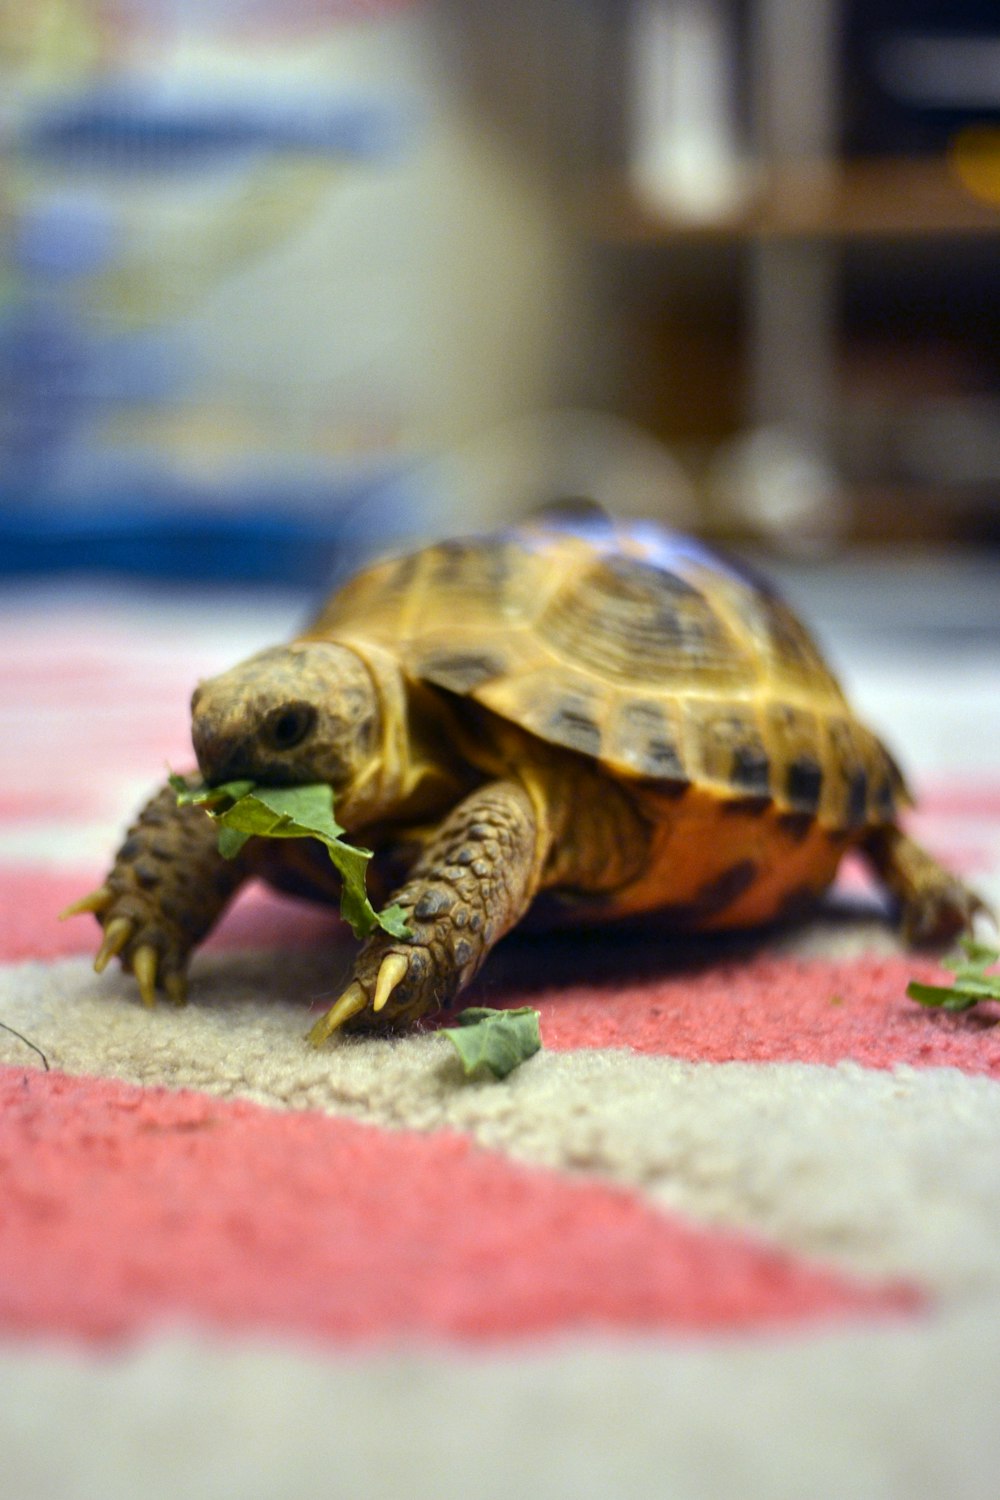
703, 481, 1000, 552
581, 156, 1000, 246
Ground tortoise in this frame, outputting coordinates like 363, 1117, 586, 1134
67, 513, 984, 1040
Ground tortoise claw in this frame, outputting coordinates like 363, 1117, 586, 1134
307, 982, 367, 1047
59, 885, 114, 921
372, 953, 409, 1013
164, 971, 188, 1007
93, 917, 133, 974
132, 945, 158, 1008
79, 890, 191, 1010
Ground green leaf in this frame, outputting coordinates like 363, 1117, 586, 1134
172, 774, 408, 940
377, 903, 412, 940
939, 975, 1000, 998
942, 936, 1000, 974
908, 934, 1000, 1013
906, 981, 980, 1013
442, 1006, 542, 1080
170, 772, 257, 809
216, 826, 253, 860
240, 783, 345, 840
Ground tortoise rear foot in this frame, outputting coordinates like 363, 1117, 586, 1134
864, 825, 992, 946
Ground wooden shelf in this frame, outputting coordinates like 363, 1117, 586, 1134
581, 156, 1000, 246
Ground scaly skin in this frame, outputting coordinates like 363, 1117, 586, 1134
308, 779, 544, 1039
69, 781, 249, 1005
863, 825, 989, 945
71, 775, 550, 1034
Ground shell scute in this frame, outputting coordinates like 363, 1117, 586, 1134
686, 701, 772, 800
765, 704, 825, 815
312, 519, 907, 835
611, 697, 689, 784
760, 596, 841, 693
536, 556, 750, 690
545, 696, 604, 759
819, 718, 904, 830
431, 536, 517, 595
412, 648, 507, 693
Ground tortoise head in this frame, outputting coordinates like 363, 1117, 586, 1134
190, 640, 399, 824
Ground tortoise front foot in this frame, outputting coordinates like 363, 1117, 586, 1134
307, 944, 438, 1043
61, 780, 247, 1007
309, 778, 543, 1042
864, 826, 992, 946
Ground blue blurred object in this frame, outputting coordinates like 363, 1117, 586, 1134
845, 0, 1000, 154
14, 194, 119, 279
2, 23, 429, 587
0, 472, 421, 587
0, 305, 90, 482
21, 87, 412, 172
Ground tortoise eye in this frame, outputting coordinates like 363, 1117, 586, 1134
265, 704, 317, 751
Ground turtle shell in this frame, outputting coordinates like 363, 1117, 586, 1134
308, 515, 907, 835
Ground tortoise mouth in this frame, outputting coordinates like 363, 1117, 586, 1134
191, 723, 241, 785
193, 730, 348, 794
191, 727, 291, 788
195, 744, 319, 789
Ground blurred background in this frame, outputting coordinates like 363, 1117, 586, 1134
2, 0, 999, 586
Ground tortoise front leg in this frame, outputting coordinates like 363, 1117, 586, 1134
62, 780, 249, 1005
309, 779, 545, 1040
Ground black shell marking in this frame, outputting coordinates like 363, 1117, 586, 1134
731, 743, 771, 798
614, 698, 689, 783
416, 650, 506, 693
846, 768, 869, 829
785, 755, 824, 814
547, 699, 603, 758
658, 860, 760, 925
776, 811, 815, 842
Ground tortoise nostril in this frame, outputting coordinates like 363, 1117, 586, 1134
267, 704, 316, 751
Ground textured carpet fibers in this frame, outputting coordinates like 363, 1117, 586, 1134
9, 872, 1000, 1075
3, 585, 1000, 1498
524, 952, 1000, 1074
0, 1066, 916, 1345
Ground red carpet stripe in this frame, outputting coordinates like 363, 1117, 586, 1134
521, 953, 1000, 1077
1, 871, 343, 963
0, 1066, 918, 1346
8, 873, 1000, 1078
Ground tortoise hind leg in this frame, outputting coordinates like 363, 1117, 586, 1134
863, 825, 990, 946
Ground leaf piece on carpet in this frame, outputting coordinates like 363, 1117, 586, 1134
907, 937, 1000, 1013
443, 1007, 542, 1080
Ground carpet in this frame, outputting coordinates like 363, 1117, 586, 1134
3, 573, 1000, 1499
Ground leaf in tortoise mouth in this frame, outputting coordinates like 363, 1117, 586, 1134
169, 773, 409, 940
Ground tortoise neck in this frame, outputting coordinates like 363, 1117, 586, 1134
325, 635, 470, 829
318, 636, 409, 823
